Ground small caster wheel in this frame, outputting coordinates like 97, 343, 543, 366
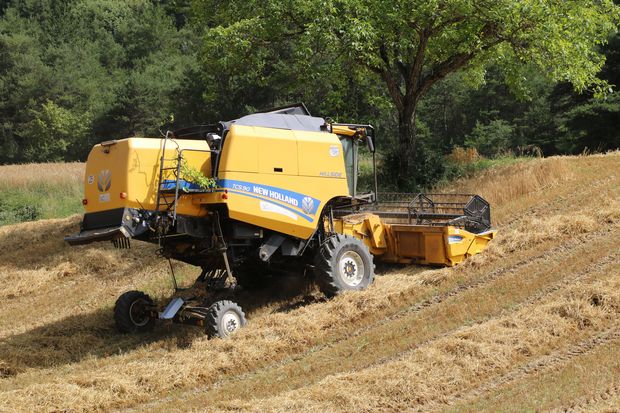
205, 300, 246, 338
114, 290, 155, 333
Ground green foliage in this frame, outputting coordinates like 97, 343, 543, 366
21, 100, 92, 162
356, 154, 375, 193
0, 0, 619, 193
379, 121, 447, 192
555, 95, 620, 153
551, 32, 620, 154
442, 155, 523, 184
0, 201, 41, 224
0, 0, 196, 163
179, 160, 216, 190
465, 119, 514, 157
192, 0, 620, 188
0, 181, 83, 226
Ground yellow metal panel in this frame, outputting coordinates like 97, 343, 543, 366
83, 142, 128, 212
342, 221, 495, 267
365, 214, 387, 249
207, 124, 350, 239
216, 170, 349, 239
218, 125, 259, 173
221, 125, 347, 179
256, 127, 299, 175
395, 230, 424, 258
83, 137, 210, 217
444, 227, 471, 259
296, 131, 347, 179
423, 233, 447, 265
332, 213, 388, 256
467, 231, 496, 255
331, 125, 358, 136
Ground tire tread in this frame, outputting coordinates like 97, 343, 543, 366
205, 300, 247, 338
114, 290, 154, 333
313, 235, 375, 297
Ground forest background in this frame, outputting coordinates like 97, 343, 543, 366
0, 0, 618, 190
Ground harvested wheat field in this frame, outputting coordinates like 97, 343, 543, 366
0, 153, 619, 412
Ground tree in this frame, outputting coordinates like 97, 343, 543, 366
464, 119, 513, 157
0, 0, 196, 163
417, 66, 556, 156
194, 0, 619, 188
192, 0, 387, 122
551, 32, 620, 154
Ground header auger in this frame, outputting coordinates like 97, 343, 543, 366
65, 104, 495, 338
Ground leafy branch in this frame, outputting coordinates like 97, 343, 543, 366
179, 161, 216, 191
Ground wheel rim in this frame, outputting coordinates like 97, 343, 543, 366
220, 310, 241, 336
338, 250, 365, 287
129, 299, 150, 327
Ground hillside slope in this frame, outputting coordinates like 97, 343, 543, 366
0, 153, 619, 412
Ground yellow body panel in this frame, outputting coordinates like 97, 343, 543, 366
334, 213, 496, 266
83, 124, 350, 240
218, 125, 347, 179
257, 128, 299, 175
212, 124, 350, 239
83, 138, 211, 216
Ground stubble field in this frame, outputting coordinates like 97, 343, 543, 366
0, 152, 619, 412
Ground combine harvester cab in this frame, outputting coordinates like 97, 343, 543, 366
65, 104, 495, 338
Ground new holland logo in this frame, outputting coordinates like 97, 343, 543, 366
97, 169, 112, 192
301, 196, 315, 214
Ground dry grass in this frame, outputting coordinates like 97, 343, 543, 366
222, 263, 620, 412
0, 162, 84, 187
448, 324, 620, 412
438, 155, 575, 223
0, 162, 85, 226
446, 146, 482, 164
0, 152, 619, 412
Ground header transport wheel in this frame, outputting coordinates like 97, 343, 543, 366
114, 290, 155, 333
314, 234, 375, 297
205, 300, 247, 339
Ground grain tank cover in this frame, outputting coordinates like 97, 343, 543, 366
233, 113, 326, 133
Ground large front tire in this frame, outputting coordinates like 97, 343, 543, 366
205, 300, 247, 339
114, 290, 155, 333
314, 234, 375, 297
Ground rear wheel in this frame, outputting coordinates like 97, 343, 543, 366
114, 290, 155, 333
314, 234, 375, 297
205, 300, 246, 338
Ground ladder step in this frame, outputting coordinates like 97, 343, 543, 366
161, 167, 178, 170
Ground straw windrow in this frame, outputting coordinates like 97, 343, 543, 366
0, 152, 618, 412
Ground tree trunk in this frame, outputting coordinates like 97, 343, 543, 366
397, 108, 417, 189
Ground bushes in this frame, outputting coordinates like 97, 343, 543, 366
0, 163, 84, 226
464, 119, 514, 157
380, 139, 448, 192
0, 203, 42, 224
442, 146, 526, 184
0, 185, 82, 226
0, 199, 42, 226
0, 0, 196, 164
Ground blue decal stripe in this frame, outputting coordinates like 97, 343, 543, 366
161, 179, 202, 190
217, 179, 321, 215
226, 190, 314, 222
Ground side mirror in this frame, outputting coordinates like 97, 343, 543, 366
366, 135, 375, 153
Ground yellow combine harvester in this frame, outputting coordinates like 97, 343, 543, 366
65, 104, 495, 338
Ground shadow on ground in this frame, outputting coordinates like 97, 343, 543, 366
0, 307, 201, 375
0, 276, 327, 376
